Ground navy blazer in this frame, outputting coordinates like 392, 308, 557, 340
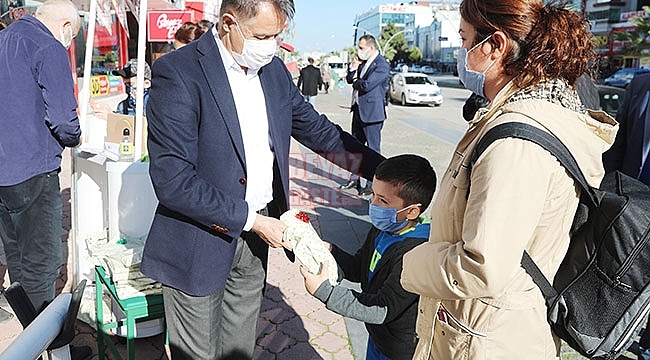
141, 33, 384, 296
346, 54, 390, 123
603, 73, 650, 180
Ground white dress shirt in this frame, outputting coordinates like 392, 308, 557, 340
214, 30, 274, 231
352, 51, 379, 105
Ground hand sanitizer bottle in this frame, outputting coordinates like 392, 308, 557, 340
119, 128, 134, 162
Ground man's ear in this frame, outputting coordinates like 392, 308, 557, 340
221, 13, 235, 32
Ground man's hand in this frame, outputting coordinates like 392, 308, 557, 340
251, 214, 287, 248
299, 261, 329, 296
349, 56, 361, 72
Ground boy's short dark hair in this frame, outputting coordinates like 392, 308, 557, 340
374, 154, 436, 211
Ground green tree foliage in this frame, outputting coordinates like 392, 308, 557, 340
613, 6, 650, 56
408, 47, 423, 64
379, 22, 409, 62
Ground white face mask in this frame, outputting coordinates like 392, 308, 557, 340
59, 23, 73, 49
357, 49, 368, 61
456, 34, 495, 97
231, 21, 277, 71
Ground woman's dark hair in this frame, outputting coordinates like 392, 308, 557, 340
174, 22, 205, 45
460, 0, 595, 88
374, 154, 436, 212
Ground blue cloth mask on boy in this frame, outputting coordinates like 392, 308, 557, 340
457, 34, 495, 97
368, 203, 421, 233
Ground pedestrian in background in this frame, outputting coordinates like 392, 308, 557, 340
400, 1, 617, 359
139, 0, 384, 358
320, 60, 332, 94
197, 19, 213, 32
112, 58, 152, 115
0, 0, 82, 312
174, 21, 206, 49
602, 72, 650, 360
301, 154, 436, 360
297, 57, 322, 105
341, 34, 390, 195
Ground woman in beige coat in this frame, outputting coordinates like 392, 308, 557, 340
400, 1, 618, 359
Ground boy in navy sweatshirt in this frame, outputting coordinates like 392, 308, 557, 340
301, 154, 436, 360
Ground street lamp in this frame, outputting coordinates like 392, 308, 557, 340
383, 29, 413, 55
352, 24, 375, 49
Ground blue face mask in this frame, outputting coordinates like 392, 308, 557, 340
457, 34, 495, 97
368, 203, 421, 233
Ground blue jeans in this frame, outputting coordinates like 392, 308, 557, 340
304, 95, 317, 105
366, 336, 390, 360
0, 170, 62, 311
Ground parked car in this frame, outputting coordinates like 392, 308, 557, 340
387, 72, 443, 106
602, 68, 650, 88
420, 65, 436, 74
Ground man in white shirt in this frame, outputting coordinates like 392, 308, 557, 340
140, 1, 384, 359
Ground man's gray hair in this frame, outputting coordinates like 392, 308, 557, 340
219, 0, 295, 22
36, 0, 80, 29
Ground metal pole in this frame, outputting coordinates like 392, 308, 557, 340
134, 0, 148, 161
384, 29, 411, 55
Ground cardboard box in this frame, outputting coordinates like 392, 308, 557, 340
105, 113, 147, 158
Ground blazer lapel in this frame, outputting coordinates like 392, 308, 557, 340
196, 34, 246, 165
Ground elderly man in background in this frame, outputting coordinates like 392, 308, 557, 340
0, 0, 81, 313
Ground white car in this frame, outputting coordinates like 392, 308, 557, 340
387, 72, 443, 106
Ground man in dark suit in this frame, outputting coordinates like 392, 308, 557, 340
297, 56, 322, 105
342, 34, 390, 195
140, 1, 384, 359
603, 72, 650, 183
602, 72, 650, 360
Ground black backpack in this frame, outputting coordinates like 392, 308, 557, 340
474, 122, 650, 360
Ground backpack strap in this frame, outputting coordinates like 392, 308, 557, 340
474, 121, 597, 306
475, 122, 598, 206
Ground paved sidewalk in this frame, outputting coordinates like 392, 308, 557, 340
0, 81, 638, 360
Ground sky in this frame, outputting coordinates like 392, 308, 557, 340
291, 0, 389, 54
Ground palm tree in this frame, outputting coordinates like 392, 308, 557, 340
613, 6, 650, 57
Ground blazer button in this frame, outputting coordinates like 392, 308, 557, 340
239, 178, 247, 185
211, 224, 229, 233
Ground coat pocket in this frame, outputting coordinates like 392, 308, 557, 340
432, 312, 472, 360
431, 305, 486, 360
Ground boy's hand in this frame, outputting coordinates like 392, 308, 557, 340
299, 262, 329, 296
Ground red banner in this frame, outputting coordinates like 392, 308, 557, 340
147, 10, 193, 42
185, 1, 204, 22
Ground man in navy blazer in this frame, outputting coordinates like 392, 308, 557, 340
603, 72, 650, 183
602, 72, 650, 360
342, 34, 390, 194
140, 1, 383, 358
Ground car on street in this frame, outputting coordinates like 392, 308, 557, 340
387, 72, 443, 106
602, 68, 650, 88
420, 65, 436, 74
